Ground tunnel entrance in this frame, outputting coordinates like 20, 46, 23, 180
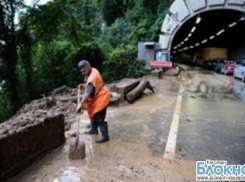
158, 0, 245, 65
171, 10, 245, 64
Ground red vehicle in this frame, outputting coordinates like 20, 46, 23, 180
221, 61, 236, 75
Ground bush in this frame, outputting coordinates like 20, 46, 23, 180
64, 42, 105, 86
102, 45, 146, 82
32, 41, 73, 95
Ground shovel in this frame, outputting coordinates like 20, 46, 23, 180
68, 88, 85, 160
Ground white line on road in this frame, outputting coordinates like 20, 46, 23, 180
163, 86, 184, 159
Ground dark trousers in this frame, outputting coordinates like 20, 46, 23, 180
91, 106, 107, 123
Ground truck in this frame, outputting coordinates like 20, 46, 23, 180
202, 47, 227, 69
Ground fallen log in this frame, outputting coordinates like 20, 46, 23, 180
126, 80, 154, 103
115, 80, 140, 96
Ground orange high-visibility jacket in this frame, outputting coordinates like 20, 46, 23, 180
85, 68, 110, 118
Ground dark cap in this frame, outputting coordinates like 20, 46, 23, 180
78, 60, 91, 69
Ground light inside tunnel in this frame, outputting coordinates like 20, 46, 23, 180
216, 29, 225, 36
202, 39, 207, 44
229, 22, 237, 28
196, 16, 201, 24
171, 10, 245, 63
191, 27, 196, 33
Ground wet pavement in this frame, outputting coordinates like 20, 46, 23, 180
8, 76, 189, 182
176, 65, 245, 165
7, 65, 245, 182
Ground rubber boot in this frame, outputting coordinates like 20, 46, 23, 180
85, 120, 98, 135
95, 122, 110, 143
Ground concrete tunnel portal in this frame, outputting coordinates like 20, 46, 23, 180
158, 0, 245, 65
171, 10, 245, 64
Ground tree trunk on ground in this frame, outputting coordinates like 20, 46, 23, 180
126, 80, 154, 103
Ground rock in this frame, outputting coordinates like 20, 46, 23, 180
151, 70, 163, 78
110, 92, 124, 105
163, 68, 180, 76
200, 84, 208, 93
114, 79, 140, 96
68, 131, 77, 137
108, 84, 117, 93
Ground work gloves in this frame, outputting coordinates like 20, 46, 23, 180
77, 84, 85, 90
76, 103, 83, 114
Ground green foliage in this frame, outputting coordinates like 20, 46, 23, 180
32, 41, 73, 94
102, 45, 146, 82
64, 42, 105, 86
22, 0, 100, 46
125, 0, 171, 42
100, 0, 131, 25
148, 7, 169, 41
0, 0, 171, 122
99, 18, 133, 48
0, 91, 12, 123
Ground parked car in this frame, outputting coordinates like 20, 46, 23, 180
206, 61, 217, 70
234, 60, 245, 81
221, 61, 236, 75
214, 60, 225, 73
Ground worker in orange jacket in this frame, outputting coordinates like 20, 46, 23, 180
76, 60, 111, 143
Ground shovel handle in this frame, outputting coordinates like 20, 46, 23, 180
77, 88, 81, 105
76, 88, 81, 146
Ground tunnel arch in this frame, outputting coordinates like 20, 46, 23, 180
159, 0, 245, 60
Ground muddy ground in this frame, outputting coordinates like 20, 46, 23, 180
6, 75, 198, 182
6, 65, 245, 182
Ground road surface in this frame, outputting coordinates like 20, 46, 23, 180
8, 65, 245, 182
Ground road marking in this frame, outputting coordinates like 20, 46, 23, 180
163, 86, 184, 159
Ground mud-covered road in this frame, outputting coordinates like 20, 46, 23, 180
8, 65, 245, 182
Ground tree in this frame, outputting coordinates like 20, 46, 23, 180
99, 18, 133, 48
99, 0, 133, 26
31, 41, 73, 94
102, 45, 146, 82
0, 0, 172, 123
64, 42, 105, 86
0, 0, 24, 111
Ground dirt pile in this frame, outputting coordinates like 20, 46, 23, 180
14, 86, 78, 131
0, 113, 65, 181
0, 86, 79, 180
0, 80, 156, 180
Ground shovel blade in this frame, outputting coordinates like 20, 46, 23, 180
68, 139, 86, 160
